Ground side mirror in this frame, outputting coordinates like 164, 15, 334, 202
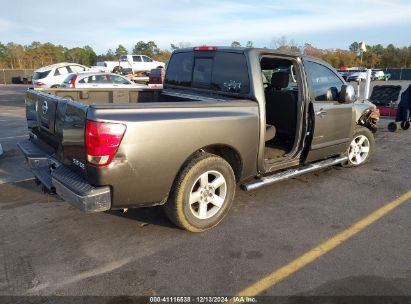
339, 84, 355, 103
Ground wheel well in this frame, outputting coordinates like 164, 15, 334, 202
200, 145, 243, 182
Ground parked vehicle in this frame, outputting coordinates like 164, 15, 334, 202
371, 70, 390, 81
148, 68, 165, 88
369, 85, 401, 117
61, 72, 148, 89
337, 69, 349, 81
96, 55, 165, 74
19, 47, 379, 232
347, 69, 367, 82
32, 63, 89, 88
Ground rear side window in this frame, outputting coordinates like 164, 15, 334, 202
54, 66, 69, 76
165, 51, 250, 94
33, 70, 51, 80
132, 56, 142, 62
111, 75, 130, 84
142, 56, 152, 62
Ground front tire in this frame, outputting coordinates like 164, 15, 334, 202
164, 153, 236, 232
344, 126, 375, 167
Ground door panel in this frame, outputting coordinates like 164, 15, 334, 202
304, 60, 354, 162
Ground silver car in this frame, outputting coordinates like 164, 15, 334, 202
61, 72, 148, 89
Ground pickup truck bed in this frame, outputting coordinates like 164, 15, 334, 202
22, 88, 259, 212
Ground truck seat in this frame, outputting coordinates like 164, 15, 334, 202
265, 72, 297, 140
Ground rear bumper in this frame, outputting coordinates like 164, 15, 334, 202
17, 139, 111, 213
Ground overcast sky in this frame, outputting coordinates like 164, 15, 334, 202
1, 0, 411, 53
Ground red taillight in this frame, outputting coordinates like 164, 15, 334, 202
70, 75, 77, 88
85, 120, 126, 166
193, 46, 217, 51
35, 82, 46, 86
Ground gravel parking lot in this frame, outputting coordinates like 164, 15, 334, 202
0, 84, 410, 301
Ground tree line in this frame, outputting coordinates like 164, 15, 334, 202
1, 39, 410, 69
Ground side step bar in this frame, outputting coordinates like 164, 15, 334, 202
241, 156, 348, 191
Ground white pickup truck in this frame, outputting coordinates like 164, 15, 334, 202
96, 55, 165, 74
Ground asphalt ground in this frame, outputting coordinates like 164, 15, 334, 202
0, 83, 410, 302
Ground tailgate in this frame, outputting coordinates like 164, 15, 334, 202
26, 89, 88, 178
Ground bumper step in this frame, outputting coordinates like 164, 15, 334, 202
18, 139, 111, 213
52, 166, 95, 196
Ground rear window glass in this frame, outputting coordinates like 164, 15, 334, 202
165, 51, 250, 94
33, 70, 51, 80
212, 52, 249, 94
193, 58, 212, 86
165, 52, 194, 87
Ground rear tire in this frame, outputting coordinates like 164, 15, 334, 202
164, 153, 236, 232
343, 126, 375, 167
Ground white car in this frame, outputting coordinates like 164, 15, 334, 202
347, 70, 367, 82
96, 55, 165, 74
61, 72, 148, 89
32, 63, 89, 88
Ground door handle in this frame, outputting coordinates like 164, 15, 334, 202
316, 109, 327, 117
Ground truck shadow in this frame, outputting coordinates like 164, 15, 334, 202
107, 206, 177, 230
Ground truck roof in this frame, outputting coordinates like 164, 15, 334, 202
34, 62, 85, 72
174, 46, 309, 59
173, 46, 337, 67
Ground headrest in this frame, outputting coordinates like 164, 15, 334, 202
271, 72, 289, 89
